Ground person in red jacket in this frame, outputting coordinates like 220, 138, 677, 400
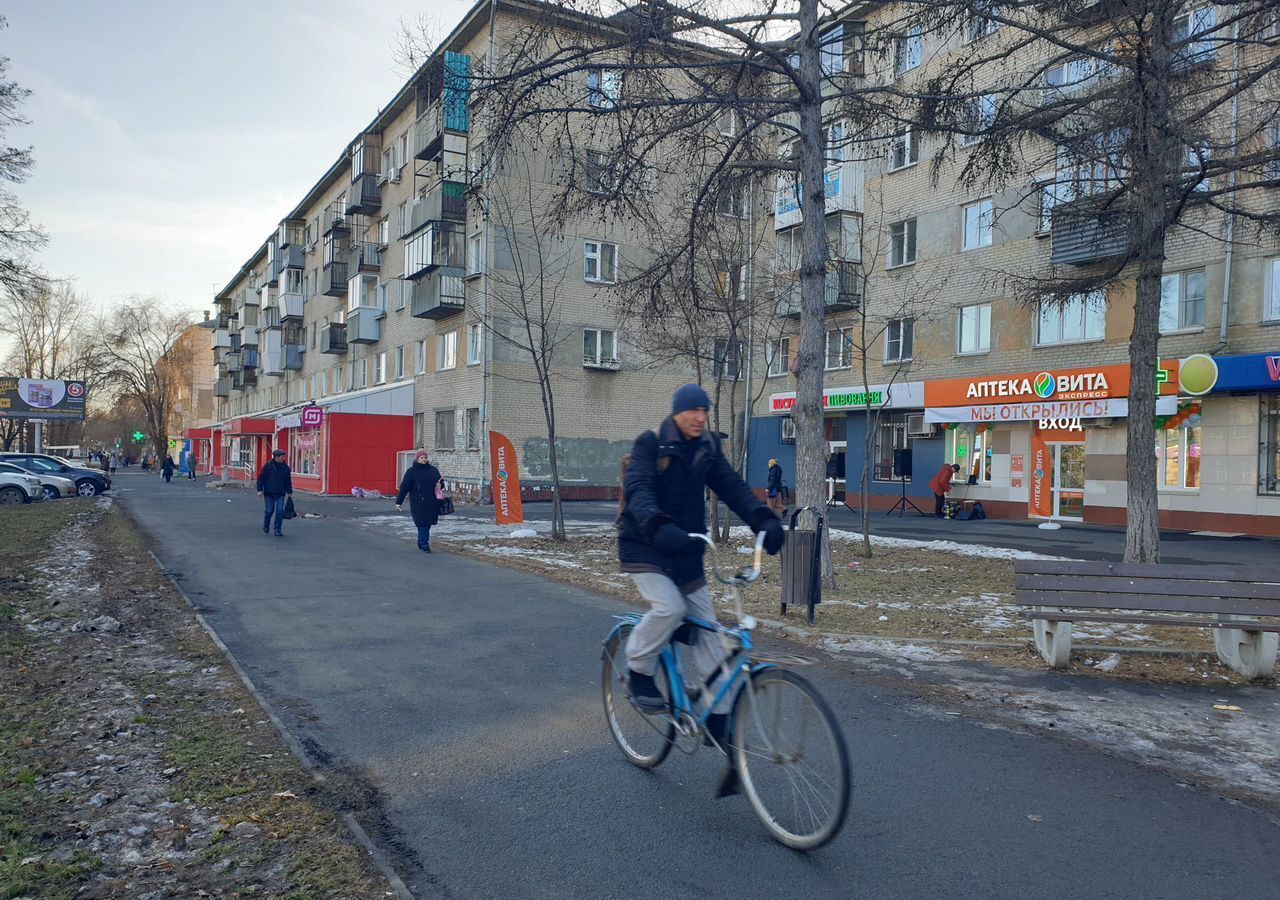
930, 463, 961, 518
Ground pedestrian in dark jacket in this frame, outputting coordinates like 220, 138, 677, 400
766, 458, 785, 516
256, 449, 293, 536
187, 452, 198, 479
161, 455, 175, 483
617, 383, 785, 788
395, 450, 443, 552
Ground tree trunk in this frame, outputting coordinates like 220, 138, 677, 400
1125, 257, 1164, 563
792, 0, 828, 516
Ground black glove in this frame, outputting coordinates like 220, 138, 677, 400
653, 523, 697, 555
760, 517, 785, 555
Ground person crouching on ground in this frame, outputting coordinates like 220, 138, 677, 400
396, 450, 443, 552
257, 449, 293, 537
930, 462, 961, 518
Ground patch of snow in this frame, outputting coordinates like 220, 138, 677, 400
823, 636, 963, 662
726, 525, 1070, 561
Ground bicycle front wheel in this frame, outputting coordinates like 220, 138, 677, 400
601, 625, 674, 769
732, 668, 850, 850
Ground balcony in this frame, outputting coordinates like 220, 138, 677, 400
259, 306, 282, 330
216, 311, 232, 328
214, 377, 231, 398
347, 172, 382, 215
775, 264, 862, 318
583, 354, 621, 371
411, 267, 465, 319
423, 179, 467, 224
347, 241, 382, 274
323, 202, 350, 236
277, 220, 305, 248
403, 219, 465, 278
213, 328, 231, 350
260, 346, 284, 376
240, 304, 260, 331
278, 290, 305, 321
320, 322, 348, 354
284, 344, 305, 371
1050, 201, 1131, 265
322, 263, 349, 296
242, 348, 260, 370
347, 306, 382, 343
237, 286, 259, 309
243, 368, 258, 387
240, 323, 258, 348
278, 244, 305, 270
265, 255, 283, 287
229, 333, 242, 353
225, 351, 243, 372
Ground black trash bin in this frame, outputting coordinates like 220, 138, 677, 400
781, 506, 823, 625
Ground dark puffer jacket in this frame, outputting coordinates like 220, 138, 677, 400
396, 462, 443, 527
256, 460, 293, 497
618, 417, 774, 589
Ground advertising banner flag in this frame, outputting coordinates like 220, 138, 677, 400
1029, 434, 1053, 518
488, 430, 525, 525
0, 378, 87, 421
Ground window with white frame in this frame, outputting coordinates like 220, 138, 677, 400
966, 4, 999, 42
714, 338, 745, 380
824, 328, 852, 370
585, 149, 616, 194
894, 27, 922, 75
826, 120, 847, 166
1266, 258, 1280, 321
716, 178, 747, 218
437, 331, 457, 370
395, 346, 404, 380
715, 265, 743, 300
467, 231, 483, 276
1036, 175, 1070, 233
377, 217, 390, 247
1160, 269, 1206, 332
435, 410, 456, 450
586, 67, 621, 108
396, 279, 407, 310
584, 327, 618, 366
374, 351, 387, 385
958, 303, 991, 354
948, 424, 992, 483
716, 109, 740, 137
348, 273, 378, 311
885, 317, 914, 362
398, 201, 409, 238
1037, 292, 1106, 345
398, 132, 408, 171
961, 94, 996, 146
415, 340, 427, 374
1157, 415, 1203, 489
1046, 55, 1110, 94
766, 337, 791, 376
465, 408, 481, 450
819, 23, 845, 77
358, 356, 368, 389
775, 226, 801, 272
889, 128, 918, 171
376, 281, 388, 312
382, 145, 395, 179
962, 199, 994, 250
1184, 144, 1210, 192
584, 240, 618, 283
467, 323, 483, 365
888, 218, 917, 267
1173, 5, 1217, 64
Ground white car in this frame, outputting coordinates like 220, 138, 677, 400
0, 461, 76, 500
0, 469, 45, 505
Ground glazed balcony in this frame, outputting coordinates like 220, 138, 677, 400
278, 290, 305, 321
410, 267, 465, 319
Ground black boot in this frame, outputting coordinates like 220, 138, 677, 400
702, 713, 730, 752
714, 764, 741, 799
627, 670, 666, 713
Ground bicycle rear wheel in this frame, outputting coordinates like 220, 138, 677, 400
732, 668, 850, 850
601, 625, 674, 769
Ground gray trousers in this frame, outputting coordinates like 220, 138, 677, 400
626, 573, 734, 713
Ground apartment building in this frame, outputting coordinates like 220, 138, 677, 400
167, 317, 218, 474
748, 4, 1280, 535
201, 0, 694, 499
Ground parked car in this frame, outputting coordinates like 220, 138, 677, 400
0, 469, 45, 505
0, 453, 112, 497
0, 461, 76, 500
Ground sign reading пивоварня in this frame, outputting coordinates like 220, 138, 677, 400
0, 378, 88, 421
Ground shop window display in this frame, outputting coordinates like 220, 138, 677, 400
290, 427, 323, 478
1156, 403, 1201, 490
947, 423, 992, 484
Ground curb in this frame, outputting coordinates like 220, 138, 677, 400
147, 549, 415, 900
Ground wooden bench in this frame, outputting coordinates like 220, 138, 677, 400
1013, 560, 1280, 679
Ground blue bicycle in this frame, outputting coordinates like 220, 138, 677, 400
601, 532, 851, 850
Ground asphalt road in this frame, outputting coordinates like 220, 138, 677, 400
118, 472, 1280, 899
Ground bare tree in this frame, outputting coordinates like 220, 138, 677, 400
0, 17, 45, 300
103, 297, 198, 462
886, 0, 1280, 561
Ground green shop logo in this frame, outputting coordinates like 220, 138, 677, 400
825, 390, 884, 410
1032, 372, 1056, 399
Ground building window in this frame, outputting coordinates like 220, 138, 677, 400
885, 317, 914, 362
716, 108, 740, 136
584, 327, 618, 366
894, 27, 922, 75
374, 352, 387, 385
948, 424, 992, 484
714, 338, 744, 380
888, 219, 917, 268
889, 128, 917, 171
435, 410, 456, 450
290, 426, 323, 478
586, 67, 621, 108
1160, 269, 1207, 332
1037, 175, 1068, 234
586, 149, 616, 194
394, 346, 404, 380
966, 5, 999, 42
1260, 396, 1280, 494
465, 407, 481, 450
415, 340, 427, 375
961, 94, 997, 146
766, 337, 791, 377
1037, 292, 1106, 345
1158, 415, 1202, 490
962, 199, 994, 250
584, 240, 618, 283
358, 357, 368, 389
437, 330, 458, 370
398, 201, 409, 239
1173, 5, 1217, 64
395, 279, 406, 310
414, 412, 426, 447
958, 303, 991, 354
467, 231, 483, 276
717, 178, 748, 218
824, 328, 852, 370
467, 323, 483, 365
781, 416, 796, 444
873, 414, 909, 482
1266, 258, 1280, 321
348, 273, 378, 311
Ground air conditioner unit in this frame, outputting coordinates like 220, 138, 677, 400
906, 413, 936, 437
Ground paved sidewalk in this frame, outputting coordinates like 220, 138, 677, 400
116, 472, 1280, 899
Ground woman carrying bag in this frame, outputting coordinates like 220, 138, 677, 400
395, 450, 444, 553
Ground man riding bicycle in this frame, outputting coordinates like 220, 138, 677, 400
617, 384, 786, 776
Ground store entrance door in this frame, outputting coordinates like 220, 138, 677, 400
1052, 443, 1086, 520
827, 441, 847, 503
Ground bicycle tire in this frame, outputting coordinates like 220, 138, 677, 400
731, 668, 851, 850
601, 626, 674, 769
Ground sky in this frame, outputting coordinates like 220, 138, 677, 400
4, 0, 471, 317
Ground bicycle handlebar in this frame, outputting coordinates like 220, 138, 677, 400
689, 530, 766, 585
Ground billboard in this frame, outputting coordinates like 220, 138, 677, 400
0, 378, 87, 421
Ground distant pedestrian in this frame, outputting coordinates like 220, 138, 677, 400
930, 463, 961, 518
766, 458, 785, 516
161, 455, 175, 483
256, 449, 293, 537
187, 452, 198, 479
395, 450, 443, 553
109, 451, 119, 475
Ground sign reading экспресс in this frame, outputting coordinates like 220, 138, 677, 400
0, 378, 87, 421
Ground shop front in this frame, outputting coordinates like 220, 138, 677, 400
180, 427, 216, 476
220, 417, 276, 484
